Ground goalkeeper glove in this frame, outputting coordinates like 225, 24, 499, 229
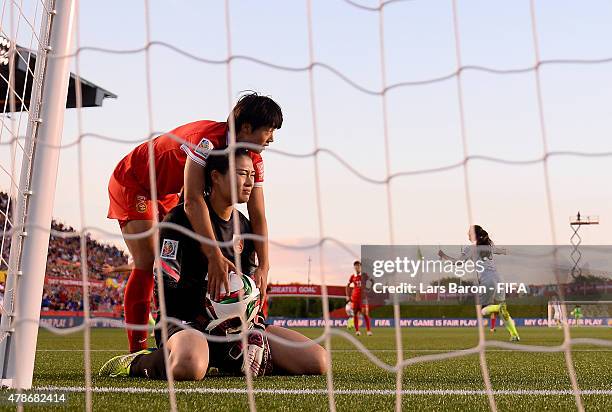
227, 313, 272, 377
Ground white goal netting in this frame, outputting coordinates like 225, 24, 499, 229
1, 1, 612, 412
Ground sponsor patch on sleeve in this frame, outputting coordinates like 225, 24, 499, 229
161, 239, 179, 260
194, 138, 214, 160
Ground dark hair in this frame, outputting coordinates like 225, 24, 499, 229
353, 260, 361, 266
204, 149, 252, 195
230, 91, 283, 134
473, 225, 493, 259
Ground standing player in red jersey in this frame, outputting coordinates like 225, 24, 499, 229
107, 92, 282, 352
345, 260, 372, 336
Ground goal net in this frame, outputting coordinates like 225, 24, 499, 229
0, 0, 74, 390
547, 300, 612, 327
1, 1, 612, 412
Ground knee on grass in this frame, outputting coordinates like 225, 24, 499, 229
305, 346, 329, 375
170, 351, 208, 381
166, 329, 209, 381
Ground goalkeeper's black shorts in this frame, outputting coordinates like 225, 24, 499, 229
153, 317, 270, 375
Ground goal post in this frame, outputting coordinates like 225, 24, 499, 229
547, 300, 612, 327
0, 0, 77, 389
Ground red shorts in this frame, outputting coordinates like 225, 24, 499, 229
107, 173, 179, 227
351, 299, 368, 313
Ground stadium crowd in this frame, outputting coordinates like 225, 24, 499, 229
1, 191, 128, 314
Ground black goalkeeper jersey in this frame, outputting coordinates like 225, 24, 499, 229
154, 201, 257, 321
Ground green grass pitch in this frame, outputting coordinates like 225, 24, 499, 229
3, 326, 611, 411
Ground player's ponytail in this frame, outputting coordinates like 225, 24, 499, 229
473, 225, 493, 259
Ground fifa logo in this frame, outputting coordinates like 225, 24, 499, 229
161, 239, 179, 260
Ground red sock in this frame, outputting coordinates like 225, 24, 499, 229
490, 313, 497, 330
124, 268, 154, 352
354, 313, 360, 332
364, 314, 371, 331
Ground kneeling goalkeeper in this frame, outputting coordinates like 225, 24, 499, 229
100, 150, 328, 380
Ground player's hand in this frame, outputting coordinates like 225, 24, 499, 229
102, 263, 114, 274
253, 266, 269, 302
207, 252, 236, 300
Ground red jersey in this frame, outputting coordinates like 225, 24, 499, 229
349, 273, 364, 302
112, 120, 264, 196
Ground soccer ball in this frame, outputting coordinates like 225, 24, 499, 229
204, 271, 260, 333
345, 301, 354, 317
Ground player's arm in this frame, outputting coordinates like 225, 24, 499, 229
438, 250, 458, 262
183, 157, 234, 299
346, 280, 353, 302
439, 245, 470, 262
102, 262, 133, 274
248, 187, 269, 300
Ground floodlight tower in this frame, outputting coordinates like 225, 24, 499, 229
569, 212, 599, 279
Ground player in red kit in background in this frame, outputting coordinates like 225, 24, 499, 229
346, 260, 372, 336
